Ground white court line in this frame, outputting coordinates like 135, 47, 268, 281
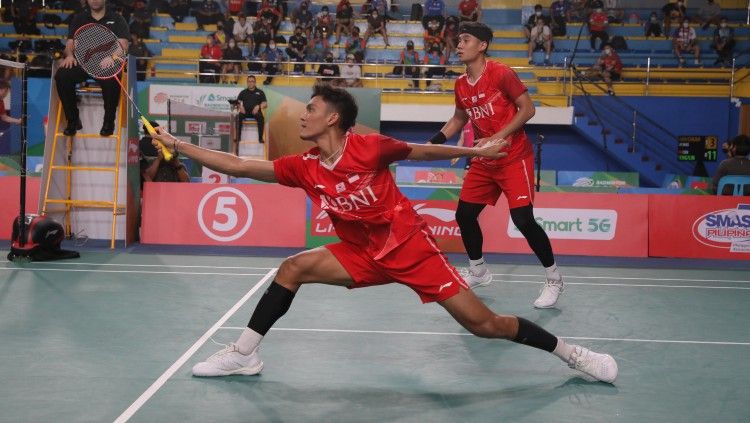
0, 262, 274, 270
220, 327, 750, 346
113, 268, 277, 423
491, 273, 750, 284
495, 279, 750, 290
0, 267, 268, 277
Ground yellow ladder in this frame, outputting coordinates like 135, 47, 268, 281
41, 82, 127, 249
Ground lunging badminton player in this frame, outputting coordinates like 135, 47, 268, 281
152, 83, 617, 383
429, 22, 564, 309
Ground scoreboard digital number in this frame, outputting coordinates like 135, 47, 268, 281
677, 135, 718, 162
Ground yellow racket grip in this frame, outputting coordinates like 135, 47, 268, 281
141, 117, 173, 161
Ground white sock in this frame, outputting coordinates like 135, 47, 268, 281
545, 263, 561, 281
552, 338, 575, 362
469, 258, 486, 272
236, 328, 263, 355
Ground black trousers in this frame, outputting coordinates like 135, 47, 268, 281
237, 111, 265, 143
55, 65, 121, 125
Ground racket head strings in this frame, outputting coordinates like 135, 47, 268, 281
73, 23, 126, 79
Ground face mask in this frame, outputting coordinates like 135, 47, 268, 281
535, 11, 541, 16
604, 48, 611, 55
229, 42, 235, 48
678, 1, 683, 5
269, 43, 276, 49
651, 16, 657, 22
682, 22, 689, 28
720, 22, 727, 28
595, 8, 602, 13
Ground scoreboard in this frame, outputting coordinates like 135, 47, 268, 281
677, 135, 718, 162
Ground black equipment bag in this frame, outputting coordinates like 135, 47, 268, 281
8, 215, 80, 261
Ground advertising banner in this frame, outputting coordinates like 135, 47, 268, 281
557, 171, 639, 188
141, 183, 306, 247
649, 195, 750, 259
0, 176, 40, 239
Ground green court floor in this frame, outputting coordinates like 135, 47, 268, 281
0, 251, 748, 422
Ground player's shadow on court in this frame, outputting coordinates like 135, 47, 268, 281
207, 377, 618, 421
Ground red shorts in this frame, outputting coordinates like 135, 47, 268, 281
459, 154, 535, 209
325, 228, 468, 303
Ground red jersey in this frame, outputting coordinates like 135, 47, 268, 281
274, 133, 423, 259
458, 0, 478, 16
201, 44, 222, 60
454, 60, 532, 166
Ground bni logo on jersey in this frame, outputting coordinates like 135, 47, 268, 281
692, 204, 750, 252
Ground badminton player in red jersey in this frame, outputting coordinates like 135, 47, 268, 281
429, 21, 564, 309
153, 84, 617, 383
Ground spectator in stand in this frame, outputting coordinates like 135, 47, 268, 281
359, 0, 374, 17
168, 0, 191, 23
524, 4, 547, 42
424, 17, 445, 53
674, 18, 701, 66
370, 0, 388, 18
398, 40, 421, 88
443, 15, 460, 58
292, 0, 315, 37
568, 0, 585, 22
196, 0, 223, 31
423, 42, 446, 89
200, 34, 223, 83
10, 0, 39, 35
269, 0, 287, 19
712, 135, 750, 194
340, 53, 363, 87
423, 0, 446, 29
129, 32, 152, 81
233, 14, 253, 47
287, 26, 308, 73
227, 0, 243, 15
588, 6, 609, 51
585, 42, 622, 95
550, 0, 570, 36
129, 0, 152, 39
221, 37, 243, 83
260, 39, 285, 85
364, 8, 389, 47
645, 12, 662, 38
317, 50, 341, 84
236, 75, 267, 143
604, 0, 622, 23
458, 0, 481, 23
315, 5, 334, 36
697, 0, 722, 30
308, 26, 330, 63
528, 17, 552, 65
117, 0, 136, 23
662, 0, 686, 38
335, 0, 355, 45
345, 26, 366, 62
257, 0, 282, 35
712, 17, 735, 67
253, 17, 273, 55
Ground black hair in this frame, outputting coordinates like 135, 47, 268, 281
0, 79, 9, 90
311, 83, 358, 131
534, 4, 542, 10
459, 21, 493, 55
732, 134, 750, 156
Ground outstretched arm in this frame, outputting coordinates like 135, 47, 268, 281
153, 128, 277, 182
406, 139, 508, 161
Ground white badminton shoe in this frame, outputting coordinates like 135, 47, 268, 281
533, 276, 564, 308
459, 267, 493, 289
192, 343, 264, 377
567, 345, 618, 383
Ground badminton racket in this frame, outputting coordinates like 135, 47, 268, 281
73, 23, 172, 161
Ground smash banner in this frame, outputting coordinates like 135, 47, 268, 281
141, 182, 306, 247
308, 189, 649, 257
649, 195, 750, 260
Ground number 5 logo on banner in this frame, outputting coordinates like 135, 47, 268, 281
197, 187, 253, 242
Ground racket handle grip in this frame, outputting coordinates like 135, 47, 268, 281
141, 117, 173, 161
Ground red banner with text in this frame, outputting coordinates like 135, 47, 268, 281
649, 195, 750, 260
0, 176, 40, 239
141, 183, 306, 247
310, 192, 649, 257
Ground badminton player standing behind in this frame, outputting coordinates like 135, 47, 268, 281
430, 22, 564, 309
55, 0, 129, 137
152, 83, 617, 383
